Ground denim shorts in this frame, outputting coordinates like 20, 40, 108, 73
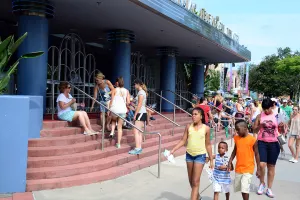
258, 140, 280, 165
186, 152, 206, 164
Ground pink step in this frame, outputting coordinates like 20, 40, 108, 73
40, 127, 82, 137
26, 147, 186, 191
27, 131, 183, 168
27, 139, 180, 180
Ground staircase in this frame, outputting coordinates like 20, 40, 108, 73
26, 113, 227, 191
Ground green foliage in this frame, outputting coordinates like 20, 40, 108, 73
249, 47, 300, 98
204, 69, 220, 93
0, 33, 44, 94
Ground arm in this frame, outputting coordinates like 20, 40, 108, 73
134, 94, 144, 116
109, 89, 115, 108
253, 114, 261, 133
227, 144, 236, 171
126, 90, 130, 105
106, 80, 115, 92
90, 86, 98, 110
58, 99, 75, 110
253, 141, 261, 178
171, 124, 189, 154
205, 126, 214, 168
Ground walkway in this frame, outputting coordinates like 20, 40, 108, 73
30, 139, 300, 200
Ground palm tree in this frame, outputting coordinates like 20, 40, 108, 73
204, 69, 220, 96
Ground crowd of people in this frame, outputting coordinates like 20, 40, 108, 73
56, 72, 155, 154
175, 94, 299, 200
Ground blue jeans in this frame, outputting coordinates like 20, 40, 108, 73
186, 152, 206, 164
126, 110, 135, 121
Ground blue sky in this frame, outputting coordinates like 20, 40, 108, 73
193, 0, 300, 64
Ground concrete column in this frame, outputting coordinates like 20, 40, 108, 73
13, 0, 55, 113
191, 59, 205, 98
158, 47, 178, 112
107, 30, 135, 90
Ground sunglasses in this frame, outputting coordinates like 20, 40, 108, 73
67, 86, 71, 89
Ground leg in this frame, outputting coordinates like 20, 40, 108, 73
186, 162, 193, 187
225, 192, 230, 200
106, 113, 112, 131
190, 163, 204, 200
134, 121, 144, 149
117, 117, 124, 145
110, 117, 117, 137
82, 111, 93, 130
99, 112, 105, 130
267, 164, 276, 189
73, 111, 89, 132
259, 162, 267, 185
288, 137, 296, 158
295, 138, 300, 160
241, 193, 249, 200
213, 192, 219, 200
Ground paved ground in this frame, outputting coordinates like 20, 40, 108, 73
30, 139, 300, 200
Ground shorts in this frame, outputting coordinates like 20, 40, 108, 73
58, 111, 76, 122
258, 141, 280, 165
290, 134, 299, 139
112, 113, 126, 119
213, 182, 231, 193
186, 152, 206, 164
135, 113, 147, 122
234, 173, 253, 193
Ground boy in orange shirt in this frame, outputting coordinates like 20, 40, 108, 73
228, 119, 261, 200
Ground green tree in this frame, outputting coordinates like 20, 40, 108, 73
205, 69, 220, 93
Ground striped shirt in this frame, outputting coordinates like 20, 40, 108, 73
213, 154, 231, 184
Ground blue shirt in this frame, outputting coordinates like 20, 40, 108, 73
213, 154, 231, 184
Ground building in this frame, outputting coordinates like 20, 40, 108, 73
1, 0, 250, 113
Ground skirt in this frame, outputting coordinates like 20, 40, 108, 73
58, 111, 76, 122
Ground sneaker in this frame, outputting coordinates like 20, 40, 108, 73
109, 132, 115, 138
116, 143, 121, 149
150, 117, 156, 120
257, 183, 266, 195
128, 148, 142, 155
266, 188, 275, 198
292, 159, 299, 163
289, 158, 295, 162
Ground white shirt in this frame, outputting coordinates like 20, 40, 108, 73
56, 93, 73, 116
135, 90, 147, 114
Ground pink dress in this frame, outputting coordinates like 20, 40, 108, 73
257, 112, 279, 143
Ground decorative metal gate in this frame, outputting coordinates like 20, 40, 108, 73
46, 33, 99, 115
130, 52, 156, 105
175, 62, 189, 109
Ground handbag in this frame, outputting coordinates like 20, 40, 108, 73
277, 134, 287, 145
70, 102, 77, 111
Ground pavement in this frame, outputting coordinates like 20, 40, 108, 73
3, 139, 300, 200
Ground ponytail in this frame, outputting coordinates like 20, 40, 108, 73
141, 84, 148, 97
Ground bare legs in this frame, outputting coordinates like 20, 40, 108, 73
259, 162, 276, 189
133, 121, 144, 149
289, 137, 300, 160
187, 162, 204, 200
214, 192, 229, 200
117, 118, 124, 145
73, 111, 95, 133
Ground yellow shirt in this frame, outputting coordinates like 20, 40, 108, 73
186, 124, 207, 156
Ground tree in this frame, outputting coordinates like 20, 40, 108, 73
205, 69, 220, 92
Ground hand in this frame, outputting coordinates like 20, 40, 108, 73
209, 161, 214, 169
170, 149, 175, 155
278, 122, 284, 127
205, 157, 209, 163
71, 98, 76, 103
133, 114, 137, 121
90, 106, 94, 112
256, 167, 261, 178
227, 163, 232, 172
218, 165, 227, 170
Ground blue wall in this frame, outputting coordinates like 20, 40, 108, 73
111, 42, 131, 90
160, 55, 176, 112
17, 15, 48, 112
191, 64, 204, 98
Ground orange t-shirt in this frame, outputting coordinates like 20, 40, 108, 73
234, 134, 256, 174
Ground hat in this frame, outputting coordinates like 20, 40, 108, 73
283, 99, 288, 103
271, 98, 277, 102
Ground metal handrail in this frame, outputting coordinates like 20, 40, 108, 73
149, 90, 192, 116
146, 105, 180, 127
163, 90, 194, 105
66, 83, 162, 178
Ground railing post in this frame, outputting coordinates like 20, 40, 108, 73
101, 111, 105, 151
172, 104, 175, 136
160, 90, 162, 113
158, 133, 162, 178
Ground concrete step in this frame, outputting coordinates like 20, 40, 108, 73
26, 139, 181, 180
26, 147, 187, 191
27, 132, 183, 168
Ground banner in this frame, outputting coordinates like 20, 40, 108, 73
227, 63, 233, 92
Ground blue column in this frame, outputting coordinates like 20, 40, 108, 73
191, 61, 205, 98
158, 47, 178, 112
108, 30, 135, 90
13, 0, 55, 113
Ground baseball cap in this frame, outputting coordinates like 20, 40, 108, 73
283, 99, 288, 103
271, 98, 277, 102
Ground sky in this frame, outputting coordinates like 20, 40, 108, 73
193, 0, 300, 64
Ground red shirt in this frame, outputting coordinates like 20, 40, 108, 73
197, 104, 210, 124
